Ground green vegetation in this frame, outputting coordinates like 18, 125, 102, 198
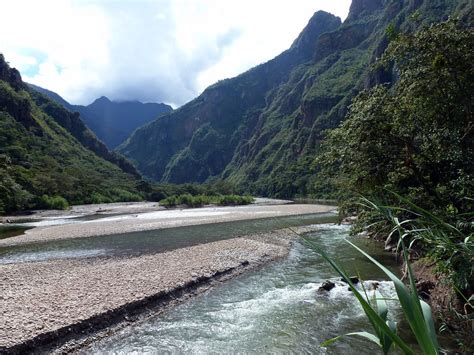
317, 21, 473, 213
360, 194, 473, 294
37, 195, 69, 210
0, 54, 145, 214
318, 19, 473, 284
159, 194, 253, 208
315, 20, 473, 350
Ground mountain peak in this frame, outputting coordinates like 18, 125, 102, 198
346, 0, 385, 22
94, 96, 111, 104
290, 10, 341, 60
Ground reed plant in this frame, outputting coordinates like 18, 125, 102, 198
304, 236, 439, 354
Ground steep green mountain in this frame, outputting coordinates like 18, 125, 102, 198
119, 0, 472, 197
0, 54, 144, 213
29, 84, 172, 149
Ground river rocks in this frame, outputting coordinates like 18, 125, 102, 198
318, 280, 336, 292
368, 282, 380, 290
340, 276, 359, 284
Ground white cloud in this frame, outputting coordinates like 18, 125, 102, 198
0, 0, 350, 107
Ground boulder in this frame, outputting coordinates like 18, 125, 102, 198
318, 280, 336, 292
340, 276, 359, 284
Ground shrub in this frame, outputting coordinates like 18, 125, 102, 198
159, 194, 254, 208
38, 195, 69, 210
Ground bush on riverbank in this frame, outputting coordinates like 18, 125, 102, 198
145, 181, 239, 202
159, 194, 254, 208
37, 195, 69, 210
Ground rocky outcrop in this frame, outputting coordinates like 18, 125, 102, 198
0, 54, 26, 91
346, 0, 385, 22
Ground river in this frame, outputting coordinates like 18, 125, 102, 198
0, 212, 336, 264
85, 224, 401, 354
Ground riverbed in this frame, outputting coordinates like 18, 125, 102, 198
86, 225, 400, 354
0, 202, 401, 353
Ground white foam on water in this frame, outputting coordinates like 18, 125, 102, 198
303, 223, 351, 232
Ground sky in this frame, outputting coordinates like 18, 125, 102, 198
0, 0, 351, 107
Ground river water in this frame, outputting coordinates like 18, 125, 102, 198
0, 213, 336, 264
86, 224, 401, 354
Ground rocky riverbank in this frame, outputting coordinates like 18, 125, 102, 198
0, 229, 301, 353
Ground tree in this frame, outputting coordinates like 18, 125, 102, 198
317, 20, 474, 214
0, 154, 31, 213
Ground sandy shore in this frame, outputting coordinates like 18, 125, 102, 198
0, 229, 298, 353
0, 203, 335, 247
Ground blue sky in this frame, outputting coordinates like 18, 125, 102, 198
0, 0, 350, 107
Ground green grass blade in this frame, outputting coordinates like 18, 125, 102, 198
346, 239, 439, 354
402, 246, 440, 353
321, 332, 382, 348
304, 238, 414, 354
420, 300, 439, 347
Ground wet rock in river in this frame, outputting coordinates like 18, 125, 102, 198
368, 282, 380, 290
318, 280, 336, 292
340, 276, 359, 284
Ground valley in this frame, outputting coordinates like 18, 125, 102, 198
0, 0, 472, 353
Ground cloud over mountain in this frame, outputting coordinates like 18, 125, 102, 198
0, 0, 350, 107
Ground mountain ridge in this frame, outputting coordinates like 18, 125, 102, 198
28, 84, 172, 149
0, 54, 144, 212
119, 0, 471, 197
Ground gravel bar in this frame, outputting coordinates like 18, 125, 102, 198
0, 230, 298, 353
0, 204, 335, 247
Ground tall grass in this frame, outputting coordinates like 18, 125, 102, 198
303, 193, 473, 353
358, 192, 473, 294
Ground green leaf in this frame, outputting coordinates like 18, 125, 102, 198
303, 238, 415, 354
346, 239, 439, 354
322, 331, 382, 348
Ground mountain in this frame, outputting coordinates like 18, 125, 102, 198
28, 84, 173, 149
118, 0, 472, 197
0, 54, 144, 213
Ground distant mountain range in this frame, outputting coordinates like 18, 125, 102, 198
28, 84, 172, 149
117, 0, 472, 197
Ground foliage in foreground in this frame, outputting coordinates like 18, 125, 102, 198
304, 235, 439, 354
313, 22, 473, 343
159, 194, 254, 208
360, 193, 474, 295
